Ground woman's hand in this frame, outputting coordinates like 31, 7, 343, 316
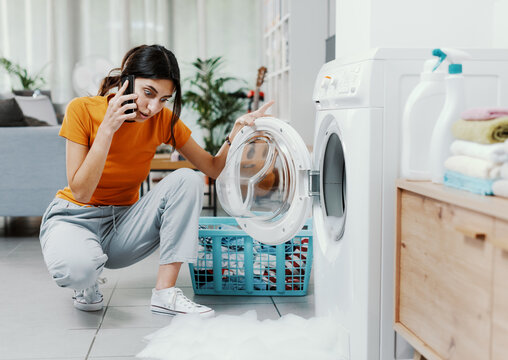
99, 80, 138, 135
229, 100, 275, 142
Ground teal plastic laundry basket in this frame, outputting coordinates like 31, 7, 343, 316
189, 217, 313, 296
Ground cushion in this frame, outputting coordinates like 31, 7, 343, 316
14, 95, 58, 126
0, 98, 25, 126
23, 116, 49, 126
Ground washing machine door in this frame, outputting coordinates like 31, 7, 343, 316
313, 115, 347, 245
216, 117, 312, 245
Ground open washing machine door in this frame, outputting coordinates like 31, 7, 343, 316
313, 114, 347, 250
216, 117, 312, 245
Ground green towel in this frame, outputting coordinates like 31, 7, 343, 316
451, 117, 508, 144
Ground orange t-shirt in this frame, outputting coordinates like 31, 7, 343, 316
56, 95, 191, 206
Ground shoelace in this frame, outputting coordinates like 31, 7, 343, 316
173, 288, 201, 310
73, 283, 102, 303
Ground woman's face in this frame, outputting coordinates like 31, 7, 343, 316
132, 78, 175, 122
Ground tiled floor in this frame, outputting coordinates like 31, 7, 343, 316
0, 213, 314, 360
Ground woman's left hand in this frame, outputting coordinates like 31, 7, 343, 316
229, 100, 275, 141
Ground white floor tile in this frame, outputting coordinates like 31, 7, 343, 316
0, 240, 21, 258
108, 288, 152, 307
88, 328, 157, 358
0, 273, 113, 331
0, 328, 95, 359
101, 306, 174, 329
271, 292, 315, 304
113, 261, 159, 289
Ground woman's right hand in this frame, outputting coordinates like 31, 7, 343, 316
99, 80, 138, 135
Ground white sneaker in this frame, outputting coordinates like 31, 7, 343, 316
73, 282, 103, 312
151, 287, 215, 317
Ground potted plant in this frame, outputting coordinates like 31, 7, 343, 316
0, 57, 50, 98
182, 57, 247, 156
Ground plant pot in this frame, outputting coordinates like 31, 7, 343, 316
13, 90, 51, 100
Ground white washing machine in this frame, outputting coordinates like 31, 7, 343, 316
216, 48, 508, 360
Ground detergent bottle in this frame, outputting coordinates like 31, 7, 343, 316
429, 48, 471, 184
400, 55, 446, 180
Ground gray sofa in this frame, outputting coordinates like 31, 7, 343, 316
0, 93, 68, 217
0, 125, 67, 217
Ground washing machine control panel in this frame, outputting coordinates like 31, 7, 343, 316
316, 64, 362, 105
314, 60, 384, 110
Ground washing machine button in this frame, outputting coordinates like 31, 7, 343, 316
321, 76, 331, 90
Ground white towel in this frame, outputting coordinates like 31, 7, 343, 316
450, 140, 507, 162
444, 155, 502, 179
501, 163, 508, 179
493, 180, 508, 197
493, 139, 508, 163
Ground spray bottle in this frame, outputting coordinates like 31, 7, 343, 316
400, 55, 446, 180
429, 48, 471, 184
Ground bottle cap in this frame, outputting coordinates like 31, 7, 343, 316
449, 64, 463, 74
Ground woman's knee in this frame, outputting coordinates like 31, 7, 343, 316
46, 253, 108, 290
162, 168, 203, 193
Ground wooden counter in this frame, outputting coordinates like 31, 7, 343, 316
395, 180, 508, 360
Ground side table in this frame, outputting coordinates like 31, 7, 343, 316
143, 154, 217, 216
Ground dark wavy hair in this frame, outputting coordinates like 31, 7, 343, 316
98, 44, 181, 147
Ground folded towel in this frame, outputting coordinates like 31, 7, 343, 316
444, 170, 494, 195
492, 141, 508, 163
444, 155, 502, 179
501, 163, 508, 179
450, 140, 506, 162
461, 108, 508, 121
493, 179, 508, 197
452, 117, 508, 144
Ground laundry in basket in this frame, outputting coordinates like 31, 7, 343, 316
189, 217, 313, 296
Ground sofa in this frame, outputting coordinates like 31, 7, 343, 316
0, 95, 67, 217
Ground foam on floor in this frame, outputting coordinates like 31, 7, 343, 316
136, 310, 349, 360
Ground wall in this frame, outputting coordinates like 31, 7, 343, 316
336, 0, 506, 57
493, 0, 508, 48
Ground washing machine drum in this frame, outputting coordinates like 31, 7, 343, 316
216, 118, 312, 245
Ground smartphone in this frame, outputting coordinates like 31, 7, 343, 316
121, 75, 135, 114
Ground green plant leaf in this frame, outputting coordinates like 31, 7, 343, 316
182, 56, 248, 154
0, 57, 48, 90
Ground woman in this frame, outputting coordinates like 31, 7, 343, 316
39, 44, 273, 317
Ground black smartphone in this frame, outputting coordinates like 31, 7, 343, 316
121, 75, 135, 114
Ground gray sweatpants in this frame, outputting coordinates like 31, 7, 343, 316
39, 168, 203, 291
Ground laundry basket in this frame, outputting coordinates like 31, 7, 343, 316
189, 217, 313, 296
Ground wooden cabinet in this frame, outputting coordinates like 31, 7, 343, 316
395, 180, 508, 360
492, 219, 508, 360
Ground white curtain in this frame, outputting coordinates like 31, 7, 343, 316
0, 0, 261, 105
0, 0, 262, 142
0, 0, 174, 104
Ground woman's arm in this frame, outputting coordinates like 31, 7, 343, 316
178, 101, 274, 179
67, 81, 138, 203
